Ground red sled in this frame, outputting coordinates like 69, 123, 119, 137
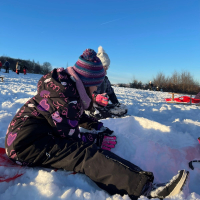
0, 147, 76, 183
165, 96, 200, 104
0, 148, 24, 182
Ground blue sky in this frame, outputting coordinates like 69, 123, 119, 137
1, 0, 200, 84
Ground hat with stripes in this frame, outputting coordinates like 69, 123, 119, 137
73, 49, 105, 87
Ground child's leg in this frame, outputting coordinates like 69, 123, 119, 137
30, 137, 154, 199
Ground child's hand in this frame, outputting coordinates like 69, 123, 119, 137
81, 130, 117, 151
93, 93, 109, 106
97, 132, 117, 151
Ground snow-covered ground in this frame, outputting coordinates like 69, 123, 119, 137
0, 70, 200, 200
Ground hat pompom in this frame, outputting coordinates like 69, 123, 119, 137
97, 46, 110, 67
98, 46, 105, 53
82, 49, 99, 62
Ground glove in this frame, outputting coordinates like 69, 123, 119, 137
93, 93, 109, 106
81, 131, 116, 151
96, 132, 117, 151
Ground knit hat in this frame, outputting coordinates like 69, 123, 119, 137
97, 46, 110, 67
73, 49, 105, 87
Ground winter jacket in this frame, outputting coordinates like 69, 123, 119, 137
4, 61, 10, 67
94, 76, 119, 104
4, 61, 10, 68
0, 62, 2, 68
5, 68, 100, 163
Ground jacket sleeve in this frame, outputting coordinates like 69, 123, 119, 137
108, 92, 119, 104
105, 77, 119, 104
105, 77, 114, 95
49, 99, 82, 140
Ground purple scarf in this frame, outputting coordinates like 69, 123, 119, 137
65, 67, 91, 110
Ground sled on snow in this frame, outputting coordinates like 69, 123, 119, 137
0, 148, 24, 182
0, 147, 76, 182
165, 93, 200, 106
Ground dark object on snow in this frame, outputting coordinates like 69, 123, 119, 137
188, 160, 200, 170
188, 137, 200, 170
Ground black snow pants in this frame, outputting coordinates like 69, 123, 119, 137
16, 134, 154, 200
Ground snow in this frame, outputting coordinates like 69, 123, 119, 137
0, 70, 200, 200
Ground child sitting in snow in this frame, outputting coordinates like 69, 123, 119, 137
89, 46, 128, 119
5, 48, 189, 200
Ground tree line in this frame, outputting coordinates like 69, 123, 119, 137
0, 56, 52, 75
118, 71, 200, 94
152, 71, 200, 94
1, 56, 199, 95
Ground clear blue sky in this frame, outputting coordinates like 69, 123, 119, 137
1, 0, 200, 84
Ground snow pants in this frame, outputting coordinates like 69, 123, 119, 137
15, 134, 154, 200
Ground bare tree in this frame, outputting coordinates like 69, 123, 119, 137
153, 72, 166, 89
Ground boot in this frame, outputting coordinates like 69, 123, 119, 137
143, 170, 189, 199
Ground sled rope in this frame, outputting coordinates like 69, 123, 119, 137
0, 174, 24, 182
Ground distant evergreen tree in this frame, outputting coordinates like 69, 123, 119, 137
0, 56, 52, 75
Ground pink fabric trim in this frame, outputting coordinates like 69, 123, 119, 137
65, 67, 91, 110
